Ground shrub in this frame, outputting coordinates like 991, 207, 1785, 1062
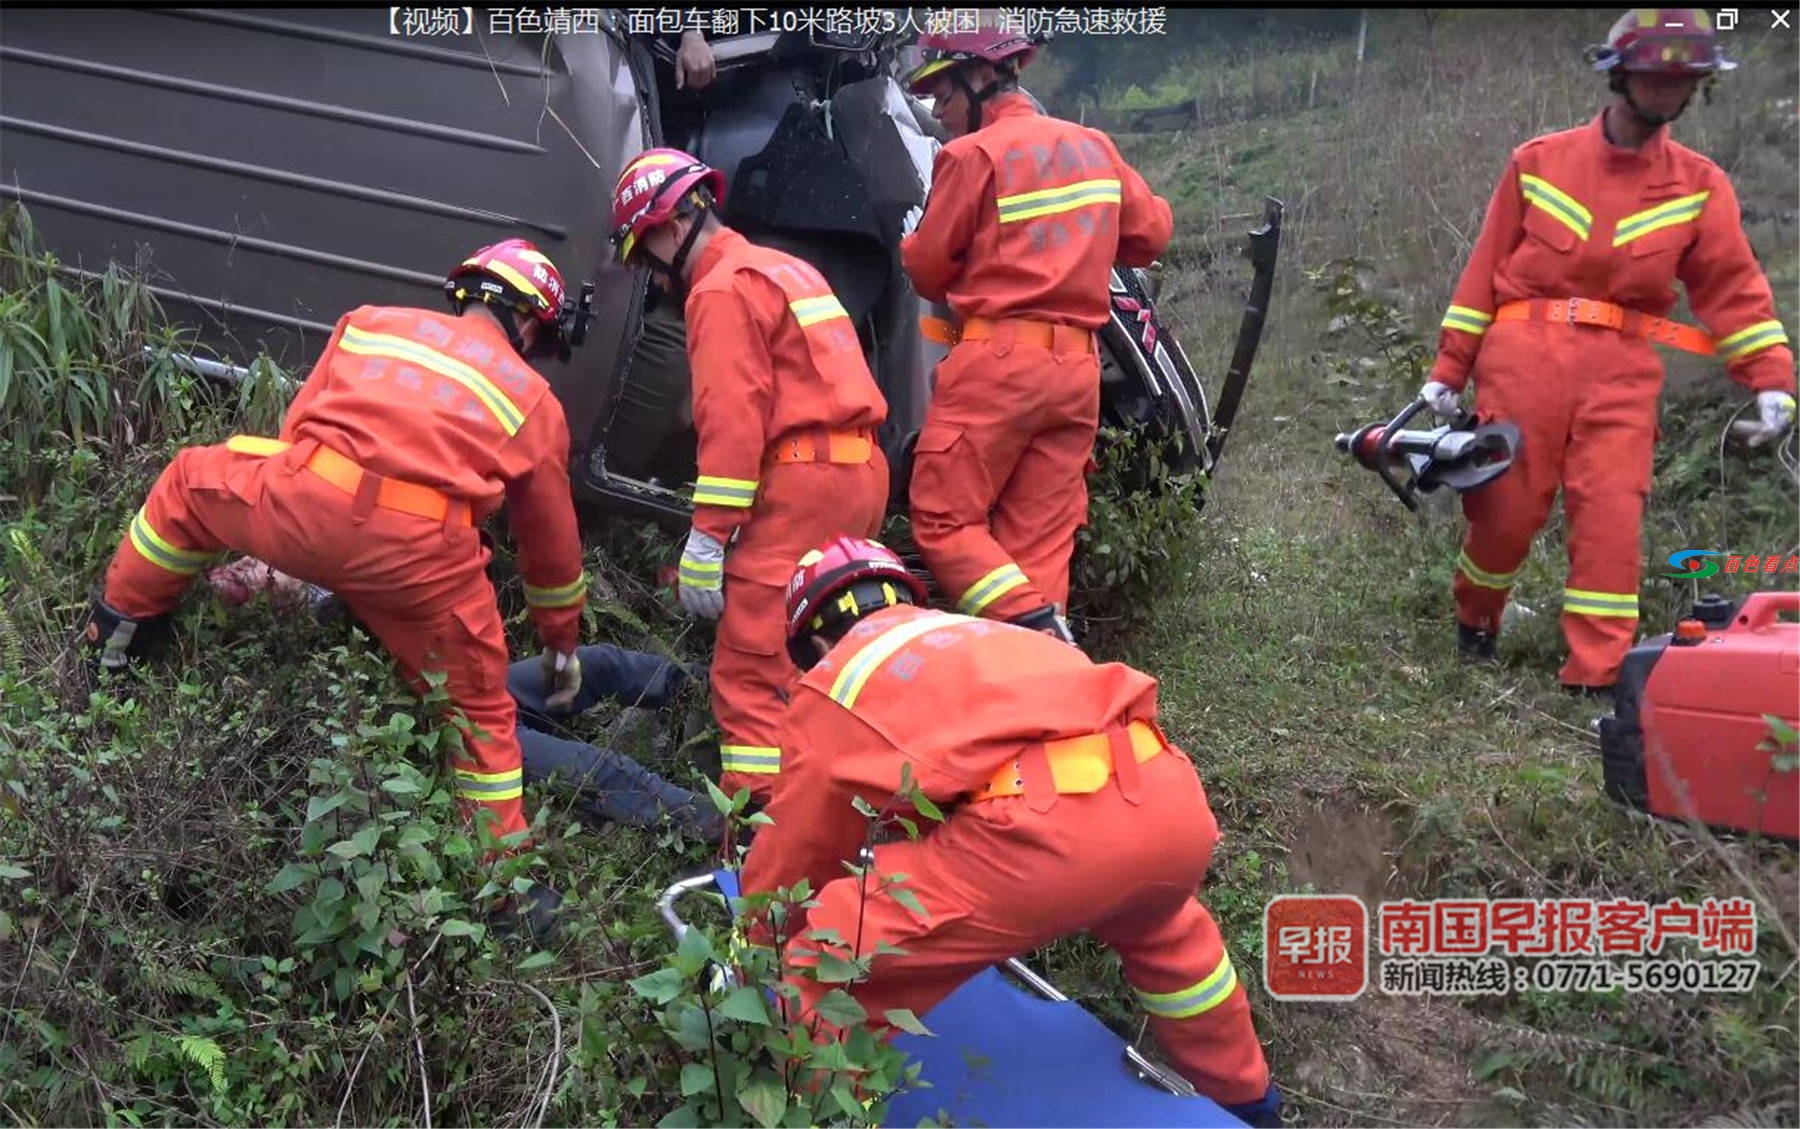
626, 776, 945, 1129
1070, 424, 1207, 651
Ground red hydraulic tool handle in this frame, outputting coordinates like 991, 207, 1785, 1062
1731, 591, 1800, 634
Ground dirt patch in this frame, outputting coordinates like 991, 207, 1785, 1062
1275, 995, 1508, 1128
1284, 800, 1403, 907
1270, 802, 1517, 1126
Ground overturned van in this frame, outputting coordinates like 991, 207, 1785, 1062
0, 8, 1279, 532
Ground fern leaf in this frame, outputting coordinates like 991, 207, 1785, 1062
175, 1034, 227, 1093
124, 1033, 156, 1074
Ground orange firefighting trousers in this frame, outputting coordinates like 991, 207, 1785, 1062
909, 334, 1100, 623
1454, 319, 1660, 687
774, 749, 1270, 1106
102, 439, 532, 843
713, 456, 888, 805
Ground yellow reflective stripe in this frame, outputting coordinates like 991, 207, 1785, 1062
1563, 588, 1639, 618
957, 563, 1029, 616
515, 249, 554, 266
829, 612, 974, 709
720, 745, 781, 774
909, 58, 956, 85
1133, 955, 1239, 1019
1715, 319, 1790, 361
455, 768, 524, 801
789, 295, 850, 328
225, 434, 292, 457
1442, 306, 1493, 335
524, 574, 588, 609
483, 260, 549, 306
1613, 190, 1710, 246
678, 559, 722, 588
693, 475, 758, 509
996, 178, 1123, 224
128, 508, 218, 575
1520, 174, 1593, 241
1457, 550, 1521, 591
624, 151, 690, 177
338, 325, 524, 436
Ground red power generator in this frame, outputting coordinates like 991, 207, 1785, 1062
1600, 591, 1800, 842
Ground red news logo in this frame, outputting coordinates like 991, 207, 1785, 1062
1264, 895, 1369, 1001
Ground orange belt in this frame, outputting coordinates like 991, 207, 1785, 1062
225, 435, 471, 526
767, 427, 876, 466
1494, 298, 1716, 356
920, 314, 1096, 353
975, 719, 1167, 802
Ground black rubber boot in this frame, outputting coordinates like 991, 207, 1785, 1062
1009, 604, 1077, 645
1223, 1082, 1285, 1129
1456, 622, 1497, 663
83, 598, 172, 673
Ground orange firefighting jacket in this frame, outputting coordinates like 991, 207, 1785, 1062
1430, 112, 1795, 394
900, 92, 1174, 329
683, 227, 889, 545
278, 305, 587, 653
738, 604, 1164, 943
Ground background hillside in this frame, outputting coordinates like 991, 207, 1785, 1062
2, 9, 1796, 1128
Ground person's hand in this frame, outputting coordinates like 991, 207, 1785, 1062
1746, 390, 1796, 448
541, 649, 582, 713
1418, 380, 1462, 420
677, 528, 726, 619
676, 30, 715, 91
900, 205, 923, 237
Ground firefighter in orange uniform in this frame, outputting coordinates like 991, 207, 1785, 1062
900, 23, 1173, 643
736, 535, 1283, 1128
86, 239, 592, 930
1421, 9, 1795, 690
609, 148, 890, 806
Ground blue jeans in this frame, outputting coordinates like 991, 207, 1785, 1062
508, 645, 716, 832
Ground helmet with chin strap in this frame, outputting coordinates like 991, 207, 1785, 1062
608, 147, 727, 293
444, 239, 575, 362
902, 19, 1048, 131
1584, 9, 1736, 126
783, 536, 929, 670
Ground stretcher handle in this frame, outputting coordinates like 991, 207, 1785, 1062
658, 871, 725, 943
996, 958, 1197, 1098
1733, 590, 1800, 634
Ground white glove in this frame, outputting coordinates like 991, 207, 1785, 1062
677, 528, 726, 620
1419, 380, 1462, 420
1747, 391, 1796, 448
541, 649, 582, 713
900, 205, 923, 237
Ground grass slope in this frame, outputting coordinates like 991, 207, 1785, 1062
2, 11, 1797, 1127
1053, 13, 1799, 1127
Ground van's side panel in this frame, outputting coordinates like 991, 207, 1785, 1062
0, 9, 652, 453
